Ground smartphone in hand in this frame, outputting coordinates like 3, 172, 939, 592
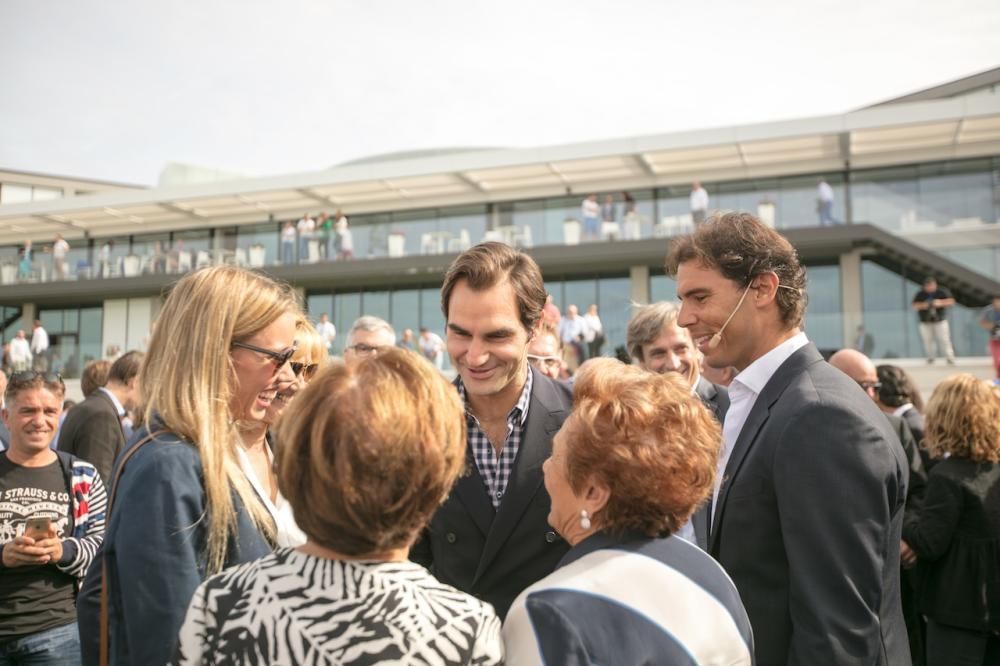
24, 516, 52, 541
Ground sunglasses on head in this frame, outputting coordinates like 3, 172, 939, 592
9, 371, 65, 386
231, 341, 298, 374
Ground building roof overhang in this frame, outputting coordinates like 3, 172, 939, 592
1, 95, 999, 246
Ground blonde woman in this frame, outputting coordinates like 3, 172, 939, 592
902, 375, 1000, 665
175, 350, 502, 664
237, 318, 327, 547
77, 266, 302, 665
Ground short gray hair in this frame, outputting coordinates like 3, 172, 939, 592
626, 302, 684, 362
347, 315, 396, 347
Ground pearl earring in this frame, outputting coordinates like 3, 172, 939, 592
580, 509, 591, 530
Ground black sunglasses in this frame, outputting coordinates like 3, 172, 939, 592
9, 371, 65, 386
231, 341, 298, 374
290, 361, 319, 381
858, 380, 882, 392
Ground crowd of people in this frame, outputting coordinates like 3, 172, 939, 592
1, 211, 998, 665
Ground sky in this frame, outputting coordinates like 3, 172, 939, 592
2, 0, 999, 186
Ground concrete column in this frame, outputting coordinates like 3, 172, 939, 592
840, 249, 863, 347
21, 303, 37, 327
630, 265, 650, 306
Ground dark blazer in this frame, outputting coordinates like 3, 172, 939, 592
694, 374, 730, 422
711, 343, 910, 665
886, 413, 927, 513
57, 389, 125, 485
691, 375, 729, 550
899, 406, 934, 472
411, 366, 572, 619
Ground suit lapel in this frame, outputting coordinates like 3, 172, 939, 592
473, 368, 566, 583
452, 444, 495, 537
709, 344, 823, 552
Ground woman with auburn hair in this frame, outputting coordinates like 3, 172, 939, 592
77, 265, 303, 666
503, 358, 752, 665
902, 374, 1000, 665
174, 349, 503, 665
236, 318, 327, 548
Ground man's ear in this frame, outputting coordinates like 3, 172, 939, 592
752, 272, 781, 306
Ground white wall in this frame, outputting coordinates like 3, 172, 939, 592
102, 297, 156, 357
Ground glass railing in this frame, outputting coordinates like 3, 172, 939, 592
3, 183, 997, 287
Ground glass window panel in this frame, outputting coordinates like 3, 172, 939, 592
649, 274, 678, 303
79, 307, 103, 369
506, 201, 546, 247
391, 210, 438, 256
172, 229, 212, 257
3, 316, 24, 344
802, 265, 842, 351
438, 206, 487, 251
235, 222, 280, 266
362, 290, 391, 321
334, 293, 362, 351
597, 277, 632, 359
420, 287, 446, 336
561, 279, 598, 317
390, 290, 420, 335
93, 236, 131, 276
862, 261, 912, 359
306, 294, 334, 321
40, 310, 63, 334
420, 287, 450, 370
131, 233, 171, 274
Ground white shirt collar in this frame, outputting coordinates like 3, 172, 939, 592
731, 331, 809, 397
893, 403, 914, 417
98, 387, 126, 418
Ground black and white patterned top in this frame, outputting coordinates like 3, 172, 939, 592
458, 369, 532, 510
173, 548, 504, 665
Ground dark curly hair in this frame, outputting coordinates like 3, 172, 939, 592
665, 211, 807, 328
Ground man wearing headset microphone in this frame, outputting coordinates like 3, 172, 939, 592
666, 212, 910, 666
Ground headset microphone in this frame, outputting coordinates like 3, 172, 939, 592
707, 285, 752, 350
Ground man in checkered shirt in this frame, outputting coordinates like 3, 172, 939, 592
411, 241, 573, 619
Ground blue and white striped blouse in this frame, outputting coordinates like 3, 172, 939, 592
503, 531, 754, 665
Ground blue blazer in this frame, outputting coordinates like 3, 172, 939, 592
77, 426, 272, 666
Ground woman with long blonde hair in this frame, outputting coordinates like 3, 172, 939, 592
77, 266, 302, 666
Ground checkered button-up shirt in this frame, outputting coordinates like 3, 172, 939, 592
458, 368, 533, 510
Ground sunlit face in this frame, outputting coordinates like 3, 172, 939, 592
676, 261, 755, 371
230, 312, 298, 422
3, 388, 62, 459
640, 323, 700, 386
447, 279, 531, 399
344, 328, 396, 366
527, 332, 562, 380
543, 426, 586, 542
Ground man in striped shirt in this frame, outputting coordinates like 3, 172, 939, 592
0, 371, 107, 664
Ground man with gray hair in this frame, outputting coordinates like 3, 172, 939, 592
343, 315, 396, 366
627, 301, 729, 550
627, 301, 729, 422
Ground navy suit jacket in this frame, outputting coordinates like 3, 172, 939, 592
411, 366, 572, 618
711, 343, 910, 665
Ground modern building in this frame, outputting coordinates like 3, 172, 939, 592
1, 68, 998, 384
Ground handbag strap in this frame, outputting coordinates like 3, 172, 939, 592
99, 429, 167, 666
